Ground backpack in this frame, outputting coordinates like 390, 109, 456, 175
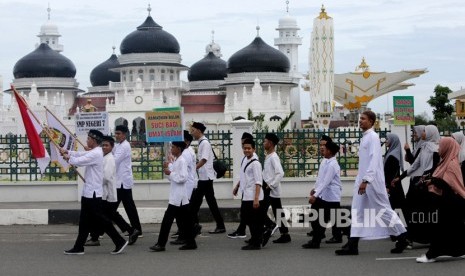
199, 139, 227, 179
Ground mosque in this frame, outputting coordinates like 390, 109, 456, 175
0, 4, 426, 135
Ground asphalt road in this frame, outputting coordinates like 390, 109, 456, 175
0, 223, 464, 276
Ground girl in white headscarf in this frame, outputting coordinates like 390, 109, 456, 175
451, 131, 465, 185
405, 125, 425, 164
393, 125, 440, 244
384, 133, 405, 210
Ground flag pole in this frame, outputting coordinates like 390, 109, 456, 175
43, 106, 86, 148
11, 86, 85, 182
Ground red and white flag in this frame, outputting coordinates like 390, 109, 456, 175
13, 87, 50, 174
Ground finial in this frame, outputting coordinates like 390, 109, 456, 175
147, 4, 152, 15
355, 57, 370, 72
47, 3, 51, 20
321, 4, 325, 13
317, 4, 331, 19
211, 30, 215, 43
256, 25, 260, 37
286, 1, 289, 13
112, 46, 116, 54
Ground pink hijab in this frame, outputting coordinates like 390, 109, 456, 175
432, 137, 465, 198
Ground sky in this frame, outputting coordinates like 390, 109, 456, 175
1, 0, 465, 120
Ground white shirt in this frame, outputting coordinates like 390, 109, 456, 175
113, 139, 134, 189
239, 153, 258, 193
103, 153, 118, 202
313, 156, 341, 202
69, 147, 103, 199
263, 152, 284, 198
168, 154, 189, 206
241, 156, 264, 201
197, 136, 215, 180
351, 128, 406, 239
182, 146, 197, 198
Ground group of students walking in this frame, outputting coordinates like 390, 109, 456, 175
60, 112, 465, 263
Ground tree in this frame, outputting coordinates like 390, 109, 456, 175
414, 112, 430, 125
427, 85, 454, 121
277, 111, 295, 131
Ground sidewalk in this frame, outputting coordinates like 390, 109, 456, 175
0, 197, 353, 226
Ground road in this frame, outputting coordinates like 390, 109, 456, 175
0, 223, 464, 276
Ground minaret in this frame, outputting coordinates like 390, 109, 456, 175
205, 30, 223, 58
274, 1, 303, 128
310, 5, 334, 129
36, 4, 63, 52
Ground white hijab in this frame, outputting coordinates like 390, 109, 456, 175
412, 125, 425, 157
452, 131, 465, 163
408, 125, 439, 177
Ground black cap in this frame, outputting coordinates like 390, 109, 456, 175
192, 122, 206, 133
102, 135, 114, 143
184, 130, 193, 142
265, 133, 279, 145
320, 134, 332, 143
88, 129, 104, 142
241, 132, 253, 140
172, 141, 186, 151
115, 125, 129, 133
326, 141, 340, 155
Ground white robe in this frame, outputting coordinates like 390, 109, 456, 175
350, 128, 406, 239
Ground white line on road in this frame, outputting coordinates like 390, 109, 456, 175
376, 257, 419, 261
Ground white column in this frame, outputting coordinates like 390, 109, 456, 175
230, 120, 254, 187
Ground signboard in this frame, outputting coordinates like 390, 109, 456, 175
145, 107, 183, 143
75, 112, 109, 135
393, 96, 415, 125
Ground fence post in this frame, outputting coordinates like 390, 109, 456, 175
230, 120, 254, 187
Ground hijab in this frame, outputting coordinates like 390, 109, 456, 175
412, 125, 425, 156
432, 137, 465, 198
421, 125, 440, 153
408, 125, 439, 177
451, 131, 465, 163
384, 133, 404, 171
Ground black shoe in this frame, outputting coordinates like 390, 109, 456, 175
325, 237, 343, 244
111, 241, 128, 255
227, 231, 247, 239
149, 244, 165, 252
273, 234, 291, 243
208, 228, 226, 234
335, 247, 359, 255
64, 247, 85, 255
262, 229, 272, 247
170, 239, 186, 245
84, 239, 100, 246
194, 224, 202, 236
171, 231, 180, 239
391, 240, 408, 254
128, 229, 141, 245
179, 243, 197, 250
302, 241, 320, 249
242, 244, 261, 250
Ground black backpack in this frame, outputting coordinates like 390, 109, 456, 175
199, 139, 227, 179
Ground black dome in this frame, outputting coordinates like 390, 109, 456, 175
188, 52, 227, 81
120, 16, 180, 54
90, 53, 121, 86
227, 37, 290, 73
13, 43, 76, 78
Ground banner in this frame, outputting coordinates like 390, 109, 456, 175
393, 96, 415, 125
75, 112, 109, 135
13, 89, 50, 174
145, 107, 183, 143
46, 110, 76, 171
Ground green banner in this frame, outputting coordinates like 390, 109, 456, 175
393, 96, 414, 125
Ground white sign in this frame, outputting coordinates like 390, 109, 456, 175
75, 112, 109, 135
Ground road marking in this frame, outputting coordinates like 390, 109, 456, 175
376, 257, 418, 261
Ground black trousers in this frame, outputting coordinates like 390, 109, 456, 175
114, 185, 142, 233
157, 204, 196, 247
190, 180, 225, 228
310, 198, 343, 243
74, 196, 125, 250
241, 200, 265, 247
262, 183, 289, 234
90, 201, 121, 241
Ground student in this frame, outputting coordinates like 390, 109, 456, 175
262, 133, 290, 244
384, 133, 406, 210
61, 130, 128, 255
150, 141, 197, 252
240, 138, 265, 250
303, 141, 342, 249
190, 122, 226, 234
113, 125, 142, 238
229, 132, 255, 239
